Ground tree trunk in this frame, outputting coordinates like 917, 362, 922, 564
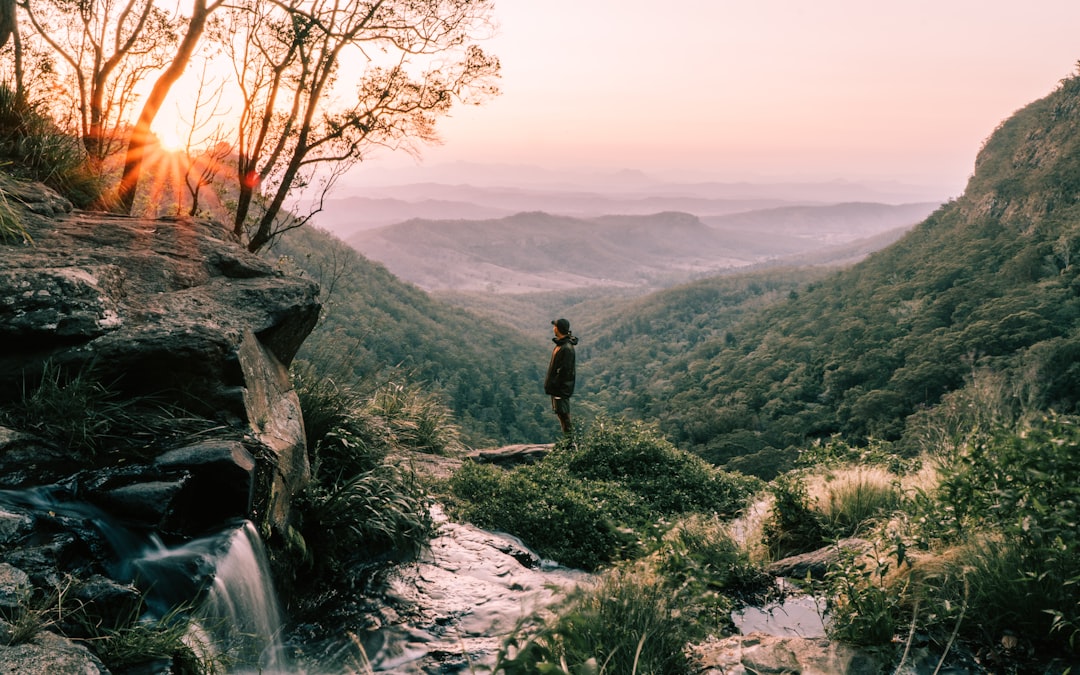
0, 0, 15, 49
116, 0, 219, 214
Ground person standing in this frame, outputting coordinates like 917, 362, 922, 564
544, 318, 578, 437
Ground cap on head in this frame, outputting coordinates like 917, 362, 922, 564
552, 318, 570, 334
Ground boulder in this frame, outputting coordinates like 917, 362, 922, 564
466, 443, 552, 468
0, 629, 109, 674
690, 633, 886, 675
766, 538, 872, 580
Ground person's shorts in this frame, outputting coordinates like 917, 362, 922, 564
551, 396, 570, 414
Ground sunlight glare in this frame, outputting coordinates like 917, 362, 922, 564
154, 121, 186, 153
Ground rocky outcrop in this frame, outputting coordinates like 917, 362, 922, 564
0, 174, 319, 532
0, 174, 320, 670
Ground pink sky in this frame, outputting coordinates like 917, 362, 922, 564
369, 0, 1080, 195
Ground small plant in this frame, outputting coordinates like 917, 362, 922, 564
760, 473, 827, 560
825, 540, 910, 646
0, 584, 64, 646
654, 514, 770, 633
84, 604, 214, 674
0, 361, 219, 459
0, 186, 32, 244
492, 568, 694, 675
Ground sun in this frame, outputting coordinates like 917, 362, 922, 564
155, 125, 186, 153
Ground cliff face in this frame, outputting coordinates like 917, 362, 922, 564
0, 171, 321, 533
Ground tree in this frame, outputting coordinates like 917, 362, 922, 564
19, 0, 178, 169
115, 0, 224, 214
225, 0, 499, 252
0, 0, 14, 48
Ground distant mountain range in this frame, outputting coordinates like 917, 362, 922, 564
316, 172, 950, 237
342, 202, 940, 293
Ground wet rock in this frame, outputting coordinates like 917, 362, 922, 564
466, 443, 552, 469
766, 538, 872, 579
0, 428, 84, 490
690, 632, 886, 675
155, 440, 257, 535
0, 562, 30, 609
0, 178, 320, 533
0, 629, 109, 674
354, 506, 586, 673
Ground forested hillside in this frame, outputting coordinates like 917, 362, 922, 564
596, 72, 1080, 477
273, 227, 554, 447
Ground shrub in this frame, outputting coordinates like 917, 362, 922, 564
930, 416, 1080, 652
825, 540, 909, 646
297, 465, 432, 577
449, 461, 635, 570
493, 568, 694, 675
760, 473, 827, 560
447, 416, 761, 570
292, 367, 436, 579
654, 515, 770, 633
550, 416, 761, 518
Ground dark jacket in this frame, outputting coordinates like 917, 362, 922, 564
544, 334, 578, 398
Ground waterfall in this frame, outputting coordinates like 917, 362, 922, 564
0, 488, 297, 673
193, 521, 288, 672
132, 520, 292, 673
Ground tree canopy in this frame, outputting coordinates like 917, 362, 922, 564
6, 0, 499, 250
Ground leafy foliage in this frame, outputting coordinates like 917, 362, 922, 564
760, 473, 827, 560
929, 415, 1080, 648
492, 568, 695, 675
274, 226, 553, 447
447, 416, 761, 570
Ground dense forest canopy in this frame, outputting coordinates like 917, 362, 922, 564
279, 70, 1080, 480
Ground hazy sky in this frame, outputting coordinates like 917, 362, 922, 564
366, 0, 1080, 194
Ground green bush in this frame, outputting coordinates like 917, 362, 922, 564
447, 416, 760, 570
760, 473, 828, 560
928, 415, 1080, 652
449, 461, 636, 570
825, 541, 908, 646
493, 568, 694, 675
654, 515, 769, 634
551, 416, 761, 518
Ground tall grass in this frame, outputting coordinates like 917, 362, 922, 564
0, 361, 217, 459
290, 365, 436, 582
812, 468, 902, 537
493, 568, 694, 675
0, 83, 103, 207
